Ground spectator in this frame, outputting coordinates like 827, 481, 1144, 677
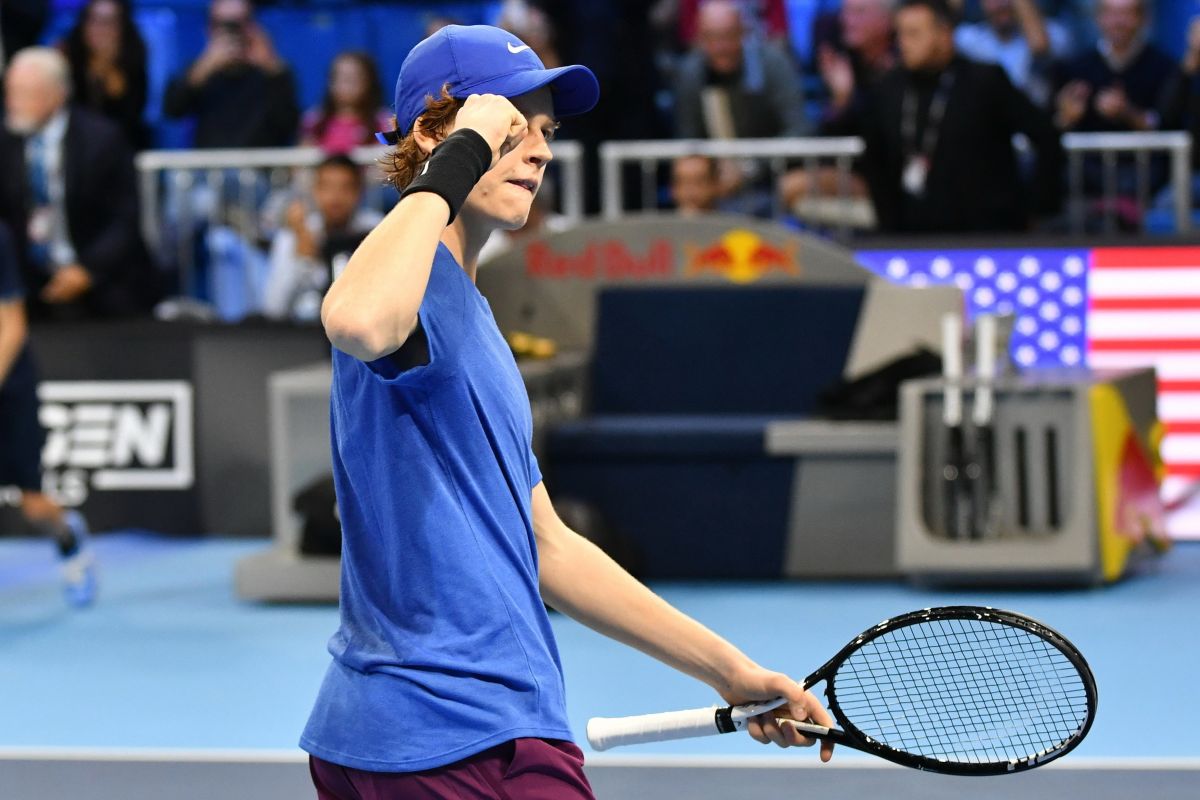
669, 0, 790, 49
61, 0, 149, 150
674, 0, 807, 139
163, 0, 299, 148
1054, 0, 1175, 133
830, 0, 1063, 232
300, 52, 390, 155
424, 15, 463, 39
261, 156, 380, 321
778, 0, 895, 217
955, 0, 1073, 106
0, 220, 95, 606
814, 0, 897, 118
499, 1, 563, 68
671, 154, 722, 215
0, 47, 157, 319
1157, 17, 1200, 210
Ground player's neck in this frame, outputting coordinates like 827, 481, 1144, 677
439, 217, 486, 282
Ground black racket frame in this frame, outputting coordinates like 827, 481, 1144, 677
800, 606, 1098, 776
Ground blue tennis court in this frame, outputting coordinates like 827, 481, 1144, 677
1, 533, 1197, 798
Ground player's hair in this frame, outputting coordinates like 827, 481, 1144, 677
381, 85, 465, 191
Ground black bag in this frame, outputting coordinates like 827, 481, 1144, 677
817, 347, 942, 421
294, 475, 342, 557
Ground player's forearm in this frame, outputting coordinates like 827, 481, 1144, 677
539, 526, 756, 693
320, 192, 449, 361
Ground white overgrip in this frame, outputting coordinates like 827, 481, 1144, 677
586, 706, 722, 751
587, 698, 790, 751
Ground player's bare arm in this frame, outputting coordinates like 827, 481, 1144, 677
320, 94, 527, 362
531, 482, 835, 755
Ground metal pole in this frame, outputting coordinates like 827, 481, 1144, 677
558, 143, 584, 225
1173, 138, 1192, 233
600, 142, 622, 219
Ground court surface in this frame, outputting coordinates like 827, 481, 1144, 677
1, 533, 1197, 798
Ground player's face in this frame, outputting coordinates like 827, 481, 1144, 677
461, 87, 557, 232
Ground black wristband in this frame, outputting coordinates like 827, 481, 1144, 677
399, 129, 492, 224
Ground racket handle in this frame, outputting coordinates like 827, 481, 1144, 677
587, 697, 789, 751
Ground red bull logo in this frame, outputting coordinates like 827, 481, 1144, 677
525, 240, 674, 279
683, 229, 800, 283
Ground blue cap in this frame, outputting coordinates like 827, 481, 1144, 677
377, 25, 600, 144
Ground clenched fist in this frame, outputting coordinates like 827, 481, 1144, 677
451, 94, 528, 168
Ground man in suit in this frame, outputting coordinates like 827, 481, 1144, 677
829, 0, 1064, 233
1, 47, 157, 320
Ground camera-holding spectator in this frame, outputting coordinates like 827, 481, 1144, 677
830, 0, 1063, 233
671, 154, 722, 215
163, 0, 299, 148
955, 0, 1072, 106
261, 156, 380, 322
61, 0, 149, 151
1054, 0, 1175, 133
0, 48, 156, 319
300, 52, 391, 155
674, 0, 807, 139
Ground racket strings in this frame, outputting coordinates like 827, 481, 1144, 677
833, 618, 1091, 765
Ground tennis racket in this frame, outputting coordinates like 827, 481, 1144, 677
587, 606, 1097, 776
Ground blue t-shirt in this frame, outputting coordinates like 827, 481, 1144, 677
300, 243, 571, 772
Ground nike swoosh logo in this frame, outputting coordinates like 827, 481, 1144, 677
507, 42, 531, 54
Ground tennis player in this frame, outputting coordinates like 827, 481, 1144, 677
300, 25, 834, 799
0, 221, 94, 607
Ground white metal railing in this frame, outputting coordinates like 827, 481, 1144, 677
600, 137, 865, 227
135, 140, 585, 289
1061, 130, 1192, 233
600, 133, 1193, 234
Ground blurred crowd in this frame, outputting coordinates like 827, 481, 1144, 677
0, 0, 1199, 323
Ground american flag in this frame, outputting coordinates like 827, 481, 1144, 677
856, 246, 1199, 540
1087, 247, 1200, 539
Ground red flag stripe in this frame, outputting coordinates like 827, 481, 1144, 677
1092, 247, 1200, 269
1168, 463, 1200, 477
1161, 381, 1200, 392
1168, 422, 1200, 434
1090, 297, 1200, 310
1089, 339, 1200, 352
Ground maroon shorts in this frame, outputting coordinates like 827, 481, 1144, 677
309, 738, 596, 800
